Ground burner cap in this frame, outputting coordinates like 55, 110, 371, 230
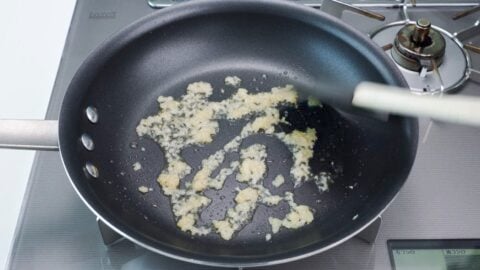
371, 21, 469, 93
392, 19, 446, 71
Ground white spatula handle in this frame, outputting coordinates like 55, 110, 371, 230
352, 82, 480, 127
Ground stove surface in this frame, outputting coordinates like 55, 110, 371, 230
7, 1, 480, 269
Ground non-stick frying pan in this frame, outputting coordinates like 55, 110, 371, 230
0, 0, 419, 267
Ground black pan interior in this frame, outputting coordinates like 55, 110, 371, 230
60, 1, 418, 266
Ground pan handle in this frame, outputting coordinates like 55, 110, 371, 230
0, 120, 59, 151
353, 82, 480, 127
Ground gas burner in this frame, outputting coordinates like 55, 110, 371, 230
368, 1, 480, 94
371, 20, 469, 94
391, 19, 445, 72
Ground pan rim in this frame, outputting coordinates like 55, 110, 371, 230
58, 0, 417, 267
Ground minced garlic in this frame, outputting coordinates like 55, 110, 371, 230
137, 78, 328, 239
266, 233, 272, 241
133, 162, 142, 171
272, 174, 285, 187
225, 76, 242, 87
237, 144, 267, 184
213, 145, 270, 240
268, 192, 314, 234
138, 186, 149, 194
276, 128, 317, 187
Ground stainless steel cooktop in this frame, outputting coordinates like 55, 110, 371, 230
7, 1, 480, 269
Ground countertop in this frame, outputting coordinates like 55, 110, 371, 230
0, 1, 76, 268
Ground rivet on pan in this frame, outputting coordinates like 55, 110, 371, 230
86, 106, 99, 123
81, 134, 95, 151
85, 162, 99, 178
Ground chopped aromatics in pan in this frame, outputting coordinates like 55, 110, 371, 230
133, 162, 142, 171
236, 144, 267, 184
213, 144, 291, 240
136, 78, 330, 240
272, 174, 285, 187
265, 233, 272, 241
225, 75, 242, 87
268, 192, 314, 234
138, 186, 149, 194
276, 128, 317, 187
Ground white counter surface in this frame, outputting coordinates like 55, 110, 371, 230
0, 1, 76, 268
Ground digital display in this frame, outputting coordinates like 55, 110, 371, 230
388, 240, 480, 270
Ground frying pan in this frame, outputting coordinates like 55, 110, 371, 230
0, 0, 421, 267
